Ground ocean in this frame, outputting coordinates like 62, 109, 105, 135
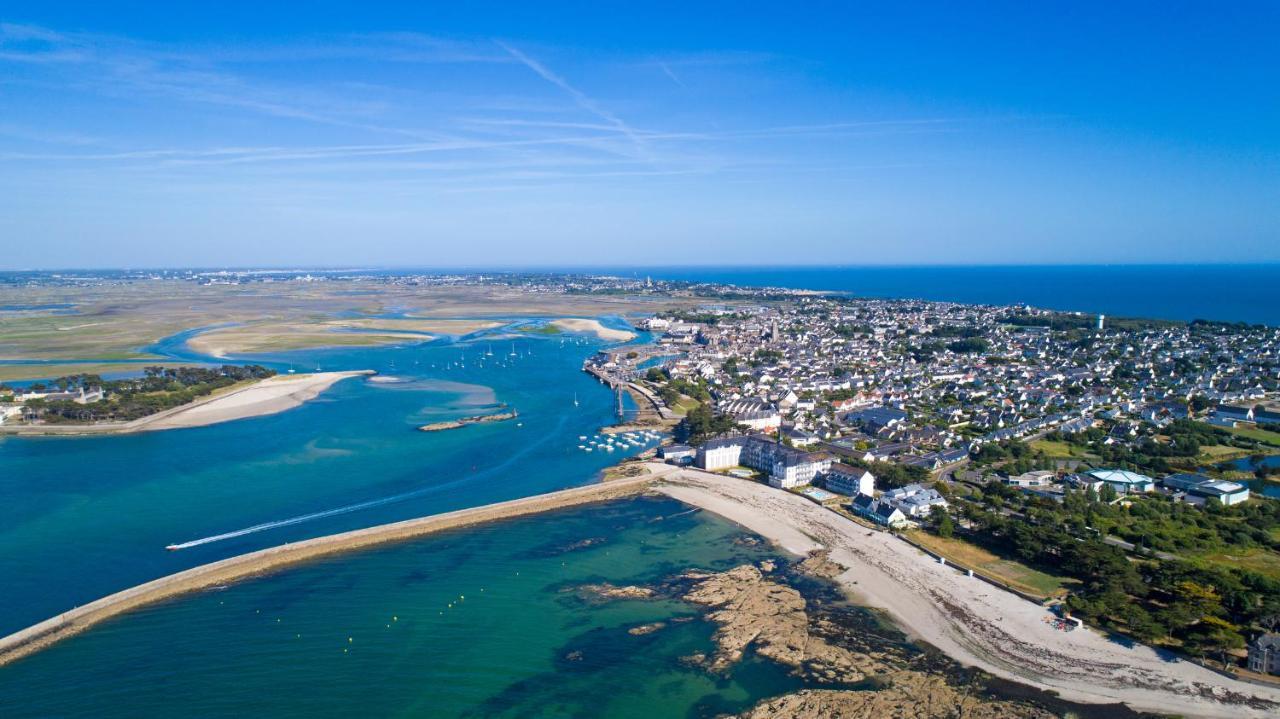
0, 322, 652, 636
591, 265, 1280, 326
0, 497, 809, 718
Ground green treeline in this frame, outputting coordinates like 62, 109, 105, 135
955, 482, 1280, 662
17, 365, 276, 423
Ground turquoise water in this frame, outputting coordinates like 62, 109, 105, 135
0, 497, 803, 718
0, 322, 656, 635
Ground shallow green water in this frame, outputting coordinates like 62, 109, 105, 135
0, 497, 803, 718
0, 322, 653, 634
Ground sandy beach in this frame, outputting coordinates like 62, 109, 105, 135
652, 466, 1280, 719
0, 371, 370, 436
550, 318, 636, 342
0, 470, 664, 668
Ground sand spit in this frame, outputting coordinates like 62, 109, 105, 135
0, 371, 371, 436
550, 318, 636, 342
651, 466, 1280, 719
0, 470, 665, 668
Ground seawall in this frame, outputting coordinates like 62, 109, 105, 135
0, 470, 664, 667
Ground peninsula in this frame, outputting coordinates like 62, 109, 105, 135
0, 371, 371, 435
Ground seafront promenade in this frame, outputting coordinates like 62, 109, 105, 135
0, 469, 667, 667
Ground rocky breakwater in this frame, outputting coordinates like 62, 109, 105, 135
418, 408, 517, 432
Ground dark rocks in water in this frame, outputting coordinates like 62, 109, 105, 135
797, 550, 844, 580
678, 563, 905, 682
571, 582, 655, 601
417, 409, 517, 432
627, 622, 666, 636
731, 673, 1058, 719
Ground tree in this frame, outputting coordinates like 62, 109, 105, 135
931, 505, 955, 538
1099, 483, 1118, 503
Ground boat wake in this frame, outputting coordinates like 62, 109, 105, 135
165, 412, 575, 551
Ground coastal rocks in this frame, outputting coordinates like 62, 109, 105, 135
797, 550, 845, 580
573, 583, 655, 601
627, 622, 666, 636
417, 409, 516, 432
679, 563, 897, 682
731, 672, 1057, 719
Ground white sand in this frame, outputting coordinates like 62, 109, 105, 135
141, 372, 368, 430
551, 318, 636, 342
0, 371, 371, 436
652, 466, 1280, 719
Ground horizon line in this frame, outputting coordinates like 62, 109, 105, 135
3, 261, 1280, 273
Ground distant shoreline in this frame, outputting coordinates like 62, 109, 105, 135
0, 371, 372, 436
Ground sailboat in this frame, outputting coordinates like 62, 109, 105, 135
573, 393, 580, 407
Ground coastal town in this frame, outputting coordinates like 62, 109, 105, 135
581, 287, 1280, 685
4, 270, 1280, 717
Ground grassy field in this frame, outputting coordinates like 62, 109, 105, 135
1225, 424, 1280, 448
0, 362, 198, 383
906, 530, 1079, 599
518, 324, 562, 335
1031, 439, 1096, 459
1196, 547, 1280, 582
671, 395, 701, 416
1196, 444, 1257, 463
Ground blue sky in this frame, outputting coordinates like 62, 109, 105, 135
1, 2, 1276, 268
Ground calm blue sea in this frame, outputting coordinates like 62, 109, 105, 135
588, 265, 1280, 326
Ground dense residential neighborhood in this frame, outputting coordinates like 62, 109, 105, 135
612, 290, 1280, 677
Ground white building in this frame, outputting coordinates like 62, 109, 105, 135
696, 437, 744, 470
881, 483, 949, 518
824, 464, 875, 497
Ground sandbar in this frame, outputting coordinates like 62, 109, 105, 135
551, 318, 636, 342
